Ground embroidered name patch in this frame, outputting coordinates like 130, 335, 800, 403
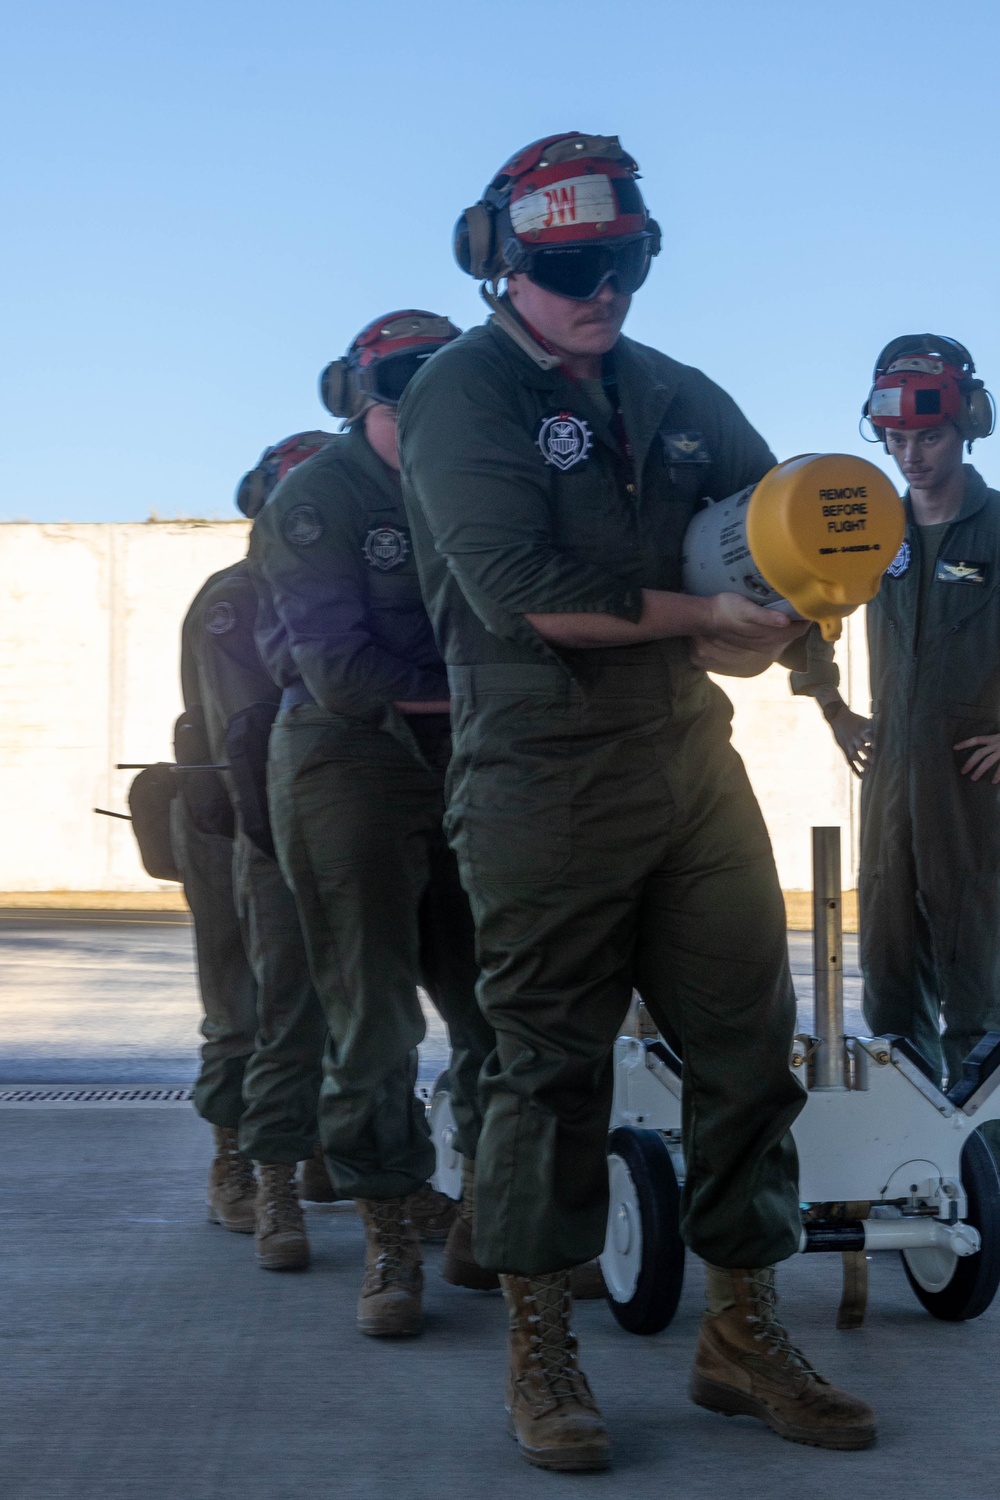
887, 540, 911, 577
205, 601, 236, 635
536, 412, 593, 472
283, 504, 323, 546
936, 558, 987, 585
662, 430, 711, 465
363, 525, 410, 571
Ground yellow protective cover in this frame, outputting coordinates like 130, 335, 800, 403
746, 454, 904, 641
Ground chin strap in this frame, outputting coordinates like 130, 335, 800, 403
480, 282, 562, 372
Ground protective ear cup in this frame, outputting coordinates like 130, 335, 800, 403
646, 217, 663, 258
454, 202, 496, 279
319, 358, 351, 417
235, 470, 254, 516
964, 383, 995, 441
235, 467, 269, 518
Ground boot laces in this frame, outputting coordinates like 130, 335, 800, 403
217, 1136, 255, 1198
367, 1199, 412, 1284
747, 1271, 817, 1376
524, 1275, 580, 1400
260, 1168, 301, 1233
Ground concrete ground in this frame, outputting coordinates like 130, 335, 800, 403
3, 1104, 996, 1500
6, 912, 975, 1500
0, 910, 863, 1086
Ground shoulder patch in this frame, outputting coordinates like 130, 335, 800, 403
887, 540, 911, 578
536, 411, 593, 472
662, 430, 711, 465
363, 525, 411, 571
283, 504, 323, 547
205, 600, 237, 635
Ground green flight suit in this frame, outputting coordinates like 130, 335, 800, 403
249, 424, 495, 1201
175, 575, 258, 1129
398, 312, 806, 1274
192, 560, 328, 1163
861, 466, 1000, 1118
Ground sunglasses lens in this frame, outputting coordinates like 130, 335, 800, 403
527, 237, 653, 300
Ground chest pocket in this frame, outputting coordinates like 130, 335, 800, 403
547, 443, 640, 562
931, 570, 998, 635
361, 517, 425, 613
660, 430, 712, 498
637, 431, 712, 587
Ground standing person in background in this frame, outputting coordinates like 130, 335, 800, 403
173, 577, 260, 1238
190, 433, 337, 1273
809, 337, 1000, 1147
398, 132, 875, 1471
250, 313, 497, 1341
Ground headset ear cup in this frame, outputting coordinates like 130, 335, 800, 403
454, 203, 494, 279
236, 468, 269, 519
859, 401, 885, 447
647, 218, 662, 257
319, 359, 350, 417
235, 472, 254, 516
966, 384, 995, 440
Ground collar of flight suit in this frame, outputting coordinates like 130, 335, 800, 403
485, 305, 686, 485
903, 463, 989, 529
340, 416, 405, 499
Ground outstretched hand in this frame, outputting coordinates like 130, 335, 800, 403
954, 733, 1000, 784
830, 708, 873, 778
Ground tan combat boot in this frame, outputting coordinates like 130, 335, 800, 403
500, 1271, 611, 1472
691, 1265, 876, 1450
407, 1181, 458, 1242
442, 1158, 500, 1290
355, 1196, 424, 1337
298, 1142, 338, 1203
206, 1125, 256, 1233
253, 1162, 310, 1271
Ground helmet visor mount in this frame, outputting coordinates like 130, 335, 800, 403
513, 232, 656, 302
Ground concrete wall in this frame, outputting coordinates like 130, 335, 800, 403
0, 522, 867, 896
0, 522, 249, 894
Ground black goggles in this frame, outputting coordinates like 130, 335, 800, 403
355, 345, 448, 406
518, 234, 655, 302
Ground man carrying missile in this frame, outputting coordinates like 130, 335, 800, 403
809, 337, 1000, 1138
177, 433, 338, 1262
249, 313, 498, 1339
397, 132, 875, 1470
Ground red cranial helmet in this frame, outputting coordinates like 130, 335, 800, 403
863, 334, 994, 448
235, 431, 333, 517
319, 310, 461, 421
455, 133, 661, 301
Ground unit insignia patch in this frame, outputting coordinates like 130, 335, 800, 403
205, 601, 237, 635
536, 411, 594, 472
887, 540, 911, 578
936, 559, 987, 585
283, 504, 323, 546
363, 525, 410, 571
662, 431, 711, 465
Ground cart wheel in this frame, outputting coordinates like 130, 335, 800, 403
427, 1072, 462, 1201
902, 1129, 1000, 1320
601, 1127, 685, 1335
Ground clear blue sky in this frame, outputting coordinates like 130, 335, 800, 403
4, 0, 999, 521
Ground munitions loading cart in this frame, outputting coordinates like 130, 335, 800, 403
430, 828, 1000, 1332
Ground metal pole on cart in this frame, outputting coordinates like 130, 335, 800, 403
810, 826, 867, 1325
812, 826, 846, 1091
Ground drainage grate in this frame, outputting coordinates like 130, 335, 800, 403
0, 1085, 193, 1105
